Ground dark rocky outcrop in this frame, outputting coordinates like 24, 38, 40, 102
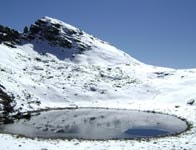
24, 18, 92, 53
0, 86, 15, 123
0, 25, 21, 48
0, 17, 92, 54
27, 19, 73, 48
0, 86, 32, 123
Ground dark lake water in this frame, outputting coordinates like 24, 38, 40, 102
0, 108, 188, 140
124, 128, 170, 137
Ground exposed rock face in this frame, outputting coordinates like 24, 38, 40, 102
0, 86, 14, 123
28, 19, 72, 48
0, 25, 21, 48
25, 17, 92, 53
0, 17, 92, 53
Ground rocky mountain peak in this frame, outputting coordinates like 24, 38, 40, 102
0, 16, 140, 65
25, 17, 91, 52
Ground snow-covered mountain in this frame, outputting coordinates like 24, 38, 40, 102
0, 16, 196, 149
1, 16, 142, 114
23, 16, 140, 65
0, 16, 196, 116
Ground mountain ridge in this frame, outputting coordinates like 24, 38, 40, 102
0, 16, 140, 65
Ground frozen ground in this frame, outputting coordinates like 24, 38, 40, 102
0, 17, 196, 149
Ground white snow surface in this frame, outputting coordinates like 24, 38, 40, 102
0, 17, 196, 149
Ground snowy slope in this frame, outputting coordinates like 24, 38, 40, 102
1, 41, 195, 112
0, 17, 196, 149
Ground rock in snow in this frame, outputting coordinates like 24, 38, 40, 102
187, 98, 195, 105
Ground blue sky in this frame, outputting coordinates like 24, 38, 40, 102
0, 0, 196, 68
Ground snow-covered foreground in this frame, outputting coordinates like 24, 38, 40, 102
0, 17, 196, 149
